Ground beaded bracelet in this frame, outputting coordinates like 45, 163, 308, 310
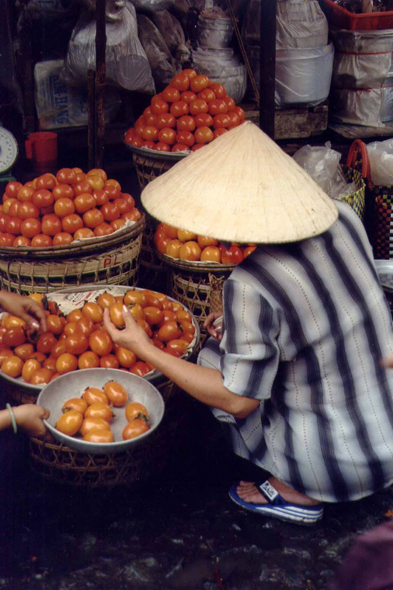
6, 403, 17, 434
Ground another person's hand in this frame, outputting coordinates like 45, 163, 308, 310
381, 355, 393, 369
103, 306, 152, 359
13, 404, 50, 437
203, 312, 223, 342
0, 292, 47, 333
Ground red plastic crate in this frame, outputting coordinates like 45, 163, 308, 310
321, 0, 393, 30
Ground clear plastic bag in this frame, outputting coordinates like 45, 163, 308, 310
293, 144, 357, 199
367, 139, 393, 186
130, 0, 174, 12
62, 0, 155, 94
137, 14, 176, 91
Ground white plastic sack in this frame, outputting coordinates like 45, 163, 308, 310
63, 0, 155, 94
293, 144, 357, 199
367, 139, 393, 186
330, 88, 392, 127
137, 14, 176, 91
191, 47, 247, 104
276, 0, 328, 50
34, 60, 121, 129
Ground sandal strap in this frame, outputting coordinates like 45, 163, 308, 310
257, 481, 286, 506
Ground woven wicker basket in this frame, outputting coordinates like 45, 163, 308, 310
0, 217, 145, 295
29, 379, 192, 487
157, 253, 234, 345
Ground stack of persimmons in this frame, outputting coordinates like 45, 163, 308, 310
0, 289, 196, 385
0, 168, 141, 248
124, 68, 246, 154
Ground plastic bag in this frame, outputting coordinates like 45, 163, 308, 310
191, 47, 247, 104
276, 0, 328, 50
150, 10, 185, 54
130, 0, 174, 12
293, 144, 357, 199
367, 139, 393, 186
34, 60, 121, 129
62, 0, 155, 94
137, 14, 176, 91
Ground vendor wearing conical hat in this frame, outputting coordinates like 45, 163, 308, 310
104, 122, 393, 526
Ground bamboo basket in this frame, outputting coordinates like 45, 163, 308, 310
157, 253, 234, 345
0, 217, 145, 295
2, 283, 199, 486
29, 379, 192, 487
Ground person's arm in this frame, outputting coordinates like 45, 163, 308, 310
0, 292, 47, 332
103, 307, 259, 419
0, 404, 50, 436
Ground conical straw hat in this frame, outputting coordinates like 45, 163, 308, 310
141, 121, 338, 244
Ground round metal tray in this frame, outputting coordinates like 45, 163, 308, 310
37, 368, 165, 454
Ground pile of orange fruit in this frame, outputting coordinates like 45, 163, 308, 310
124, 68, 246, 154
56, 383, 150, 442
0, 168, 141, 248
154, 222, 256, 263
0, 289, 196, 385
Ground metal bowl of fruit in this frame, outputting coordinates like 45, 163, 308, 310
37, 368, 165, 455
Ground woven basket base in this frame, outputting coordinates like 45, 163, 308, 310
29, 381, 192, 487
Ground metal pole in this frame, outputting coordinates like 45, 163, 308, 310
259, 0, 276, 138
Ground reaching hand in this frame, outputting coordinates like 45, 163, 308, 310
0, 292, 47, 333
13, 404, 50, 437
381, 355, 393, 369
103, 305, 152, 359
203, 312, 223, 342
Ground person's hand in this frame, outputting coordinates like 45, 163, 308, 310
13, 404, 50, 437
203, 312, 223, 342
381, 355, 393, 369
103, 305, 153, 359
0, 292, 47, 333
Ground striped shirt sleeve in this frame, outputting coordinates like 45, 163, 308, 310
218, 277, 281, 400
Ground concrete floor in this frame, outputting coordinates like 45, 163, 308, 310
1, 395, 393, 590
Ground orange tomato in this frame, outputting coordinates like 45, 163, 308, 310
89, 329, 113, 356
103, 380, 128, 407
13, 236, 31, 247
201, 246, 221, 262
14, 343, 35, 361
210, 83, 226, 99
53, 184, 74, 201
125, 401, 149, 422
65, 334, 89, 355
171, 72, 190, 91
36, 332, 57, 354
143, 306, 163, 326
22, 358, 41, 382
166, 339, 189, 354
100, 354, 119, 369
85, 402, 113, 422
176, 115, 195, 132
82, 387, 109, 405
30, 368, 53, 385
243, 245, 257, 258
43, 357, 57, 372
1, 355, 23, 377
56, 168, 77, 185
83, 429, 114, 443
82, 302, 103, 324
189, 99, 208, 116
62, 214, 84, 234
78, 350, 100, 369
115, 346, 137, 369
53, 232, 74, 246
109, 302, 125, 328
80, 417, 111, 437
74, 227, 94, 240
157, 321, 182, 342
20, 218, 41, 239
194, 126, 214, 144
122, 418, 150, 440
46, 314, 64, 335
180, 90, 197, 104
62, 397, 88, 414
179, 241, 202, 261
190, 75, 210, 94
124, 290, 147, 307
175, 131, 195, 147
66, 309, 83, 323
56, 409, 83, 436
195, 112, 214, 126
3, 326, 26, 348
169, 101, 188, 118
177, 229, 197, 242
96, 292, 116, 310
56, 352, 78, 374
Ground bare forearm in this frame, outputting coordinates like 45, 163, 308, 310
0, 409, 12, 431
141, 344, 259, 418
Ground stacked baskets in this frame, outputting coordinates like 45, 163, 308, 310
0, 218, 145, 294
2, 284, 200, 487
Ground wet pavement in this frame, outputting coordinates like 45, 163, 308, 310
2, 395, 393, 590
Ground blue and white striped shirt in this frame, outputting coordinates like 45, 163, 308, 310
198, 201, 393, 503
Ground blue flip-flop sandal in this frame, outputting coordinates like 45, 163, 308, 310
228, 480, 324, 525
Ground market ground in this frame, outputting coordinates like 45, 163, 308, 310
2, 390, 393, 590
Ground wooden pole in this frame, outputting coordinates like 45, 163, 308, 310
87, 69, 95, 170
259, 0, 276, 139
95, 0, 106, 168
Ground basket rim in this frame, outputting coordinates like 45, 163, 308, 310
125, 141, 189, 162
156, 251, 236, 272
0, 216, 146, 259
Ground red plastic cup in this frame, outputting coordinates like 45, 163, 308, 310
25, 132, 58, 174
